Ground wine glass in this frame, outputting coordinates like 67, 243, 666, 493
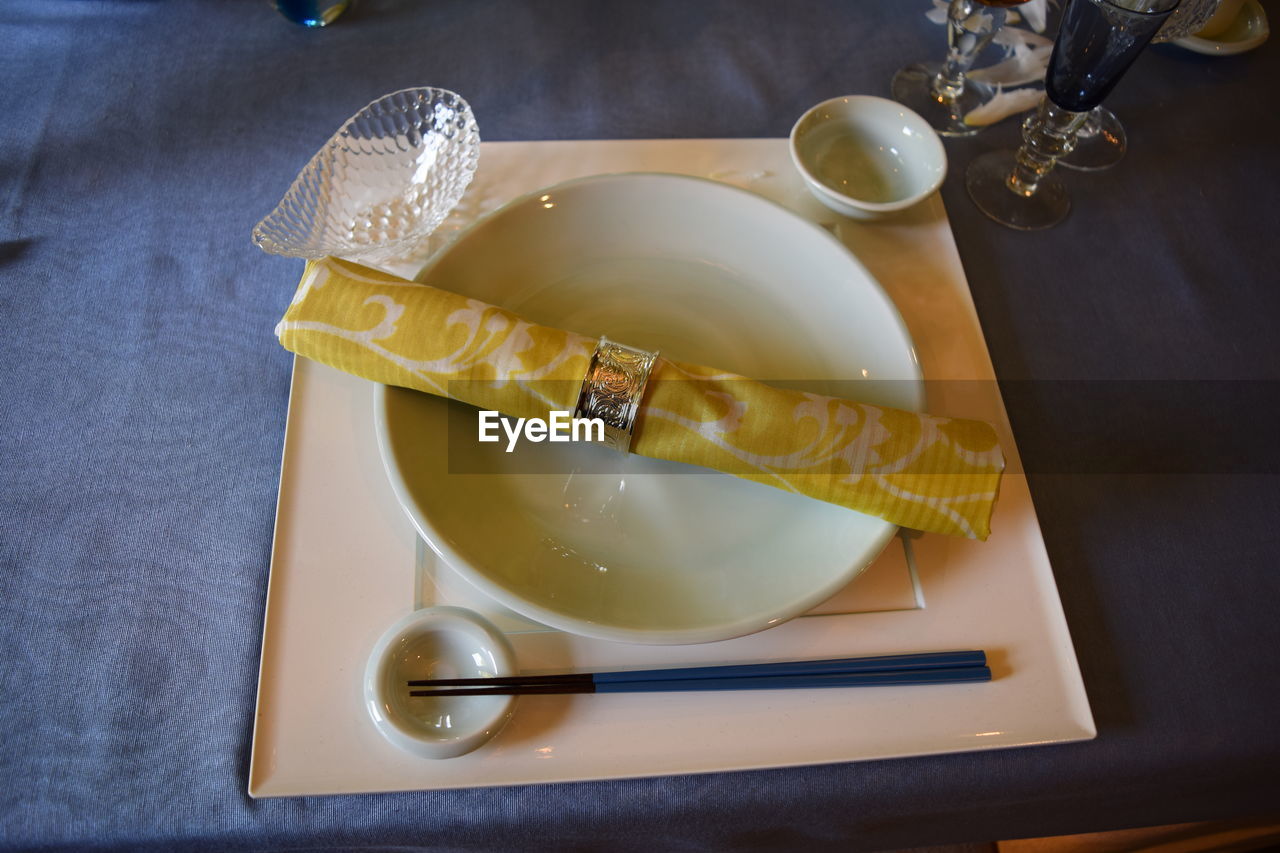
1057, 0, 1220, 171
965, 0, 1181, 230
891, 0, 1032, 138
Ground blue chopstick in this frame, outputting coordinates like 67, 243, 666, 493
409, 665, 991, 696
592, 666, 991, 693
592, 650, 986, 685
407, 650, 990, 696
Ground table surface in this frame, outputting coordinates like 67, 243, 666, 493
2, 1, 1277, 851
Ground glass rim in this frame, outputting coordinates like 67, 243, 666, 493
1092, 0, 1182, 18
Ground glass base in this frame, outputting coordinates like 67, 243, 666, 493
890, 63, 994, 139
1058, 107, 1126, 172
965, 150, 1071, 231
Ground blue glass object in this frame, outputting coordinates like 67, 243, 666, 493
964, 0, 1181, 229
1047, 0, 1180, 112
274, 0, 350, 27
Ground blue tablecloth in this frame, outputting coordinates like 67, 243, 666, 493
2, 1, 1277, 850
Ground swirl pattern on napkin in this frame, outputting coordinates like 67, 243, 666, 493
277, 258, 1004, 538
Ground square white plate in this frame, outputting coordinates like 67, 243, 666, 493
249, 139, 1094, 797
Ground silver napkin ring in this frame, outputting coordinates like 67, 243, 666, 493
573, 336, 659, 453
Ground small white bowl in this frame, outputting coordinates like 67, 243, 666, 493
790, 95, 947, 219
363, 606, 517, 759
1173, 0, 1268, 55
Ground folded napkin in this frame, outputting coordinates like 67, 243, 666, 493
277, 257, 1005, 538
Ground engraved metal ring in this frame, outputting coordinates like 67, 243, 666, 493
573, 336, 659, 453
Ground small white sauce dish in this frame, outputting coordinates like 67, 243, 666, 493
363, 606, 517, 759
790, 95, 946, 219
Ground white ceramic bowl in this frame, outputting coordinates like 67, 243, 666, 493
1173, 0, 1268, 54
790, 95, 946, 219
374, 173, 924, 645
363, 607, 517, 759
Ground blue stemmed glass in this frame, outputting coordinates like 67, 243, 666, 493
1059, 0, 1221, 171
965, 0, 1180, 230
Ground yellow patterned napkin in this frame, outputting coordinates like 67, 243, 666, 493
277, 257, 1005, 538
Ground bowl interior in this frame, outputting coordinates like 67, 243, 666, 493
793, 97, 944, 205
377, 173, 923, 643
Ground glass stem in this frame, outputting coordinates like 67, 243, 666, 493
1007, 99, 1089, 197
934, 0, 1007, 100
